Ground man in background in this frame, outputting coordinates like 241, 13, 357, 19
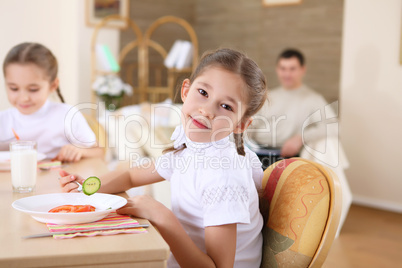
248, 49, 334, 167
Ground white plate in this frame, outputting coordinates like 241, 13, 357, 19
0, 151, 46, 171
12, 193, 127, 224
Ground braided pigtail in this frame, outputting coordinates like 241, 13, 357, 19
56, 87, 65, 103
233, 133, 246, 156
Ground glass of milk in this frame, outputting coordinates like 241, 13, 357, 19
10, 141, 37, 193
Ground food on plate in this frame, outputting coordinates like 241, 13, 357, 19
82, 176, 101, 196
49, 205, 96, 213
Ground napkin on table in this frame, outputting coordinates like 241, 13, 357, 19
38, 161, 62, 169
46, 212, 147, 239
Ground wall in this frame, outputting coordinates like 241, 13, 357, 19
0, 0, 77, 109
340, 0, 402, 211
124, 0, 342, 103
195, 0, 343, 103
0, 0, 119, 111
119, 0, 194, 104
78, 3, 120, 107
124, 0, 194, 46
121, 1, 194, 68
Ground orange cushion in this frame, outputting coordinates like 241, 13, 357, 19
260, 158, 330, 268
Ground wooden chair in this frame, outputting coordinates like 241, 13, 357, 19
90, 15, 198, 106
140, 15, 199, 103
83, 113, 107, 157
260, 158, 342, 268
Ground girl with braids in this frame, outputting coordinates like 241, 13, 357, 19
0, 42, 103, 161
60, 48, 268, 268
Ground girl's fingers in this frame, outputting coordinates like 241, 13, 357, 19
59, 172, 85, 187
74, 175, 86, 185
59, 175, 75, 187
56, 146, 83, 163
116, 200, 135, 215
59, 169, 70, 177
64, 150, 73, 162
116, 207, 126, 214
69, 174, 85, 185
69, 150, 77, 162
57, 146, 66, 159
74, 152, 83, 162
53, 153, 62, 161
61, 147, 73, 162
70, 189, 81, 193
57, 147, 67, 161
116, 206, 134, 215
58, 169, 86, 193
73, 151, 82, 162
63, 182, 79, 193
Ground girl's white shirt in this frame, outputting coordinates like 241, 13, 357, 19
156, 125, 264, 268
0, 100, 96, 158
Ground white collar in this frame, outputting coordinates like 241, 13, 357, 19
171, 125, 230, 152
16, 100, 50, 120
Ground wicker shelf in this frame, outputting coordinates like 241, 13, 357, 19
90, 15, 199, 106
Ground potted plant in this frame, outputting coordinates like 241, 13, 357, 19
92, 74, 133, 111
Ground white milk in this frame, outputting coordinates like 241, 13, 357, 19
11, 149, 37, 191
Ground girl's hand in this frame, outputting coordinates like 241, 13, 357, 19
59, 169, 85, 193
117, 195, 167, 223
54, 144, 83, 162
120, 195, 237, 267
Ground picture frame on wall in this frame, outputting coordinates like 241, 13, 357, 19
86, 0, 130, 29
262, 0, 302, 7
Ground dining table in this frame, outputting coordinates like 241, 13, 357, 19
0, 157, 169, 268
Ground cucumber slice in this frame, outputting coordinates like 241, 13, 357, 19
82, 176, 101, 196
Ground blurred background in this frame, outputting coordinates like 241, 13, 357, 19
1, 0, 401, 215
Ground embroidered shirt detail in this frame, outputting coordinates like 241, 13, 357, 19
202, 185, 249, 206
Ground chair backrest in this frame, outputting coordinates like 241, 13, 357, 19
90, 15, 199, 106
260, 158, 342, 268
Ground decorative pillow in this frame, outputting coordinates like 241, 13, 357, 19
260, 158, 330, 268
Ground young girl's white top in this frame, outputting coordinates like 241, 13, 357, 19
0, 101, 96, 158
156, 125, 264, 268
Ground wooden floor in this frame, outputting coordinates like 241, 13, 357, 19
323, 205, 402, 268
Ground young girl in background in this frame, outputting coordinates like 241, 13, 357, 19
0, 42, 104, 162
60, 48, 268, 267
